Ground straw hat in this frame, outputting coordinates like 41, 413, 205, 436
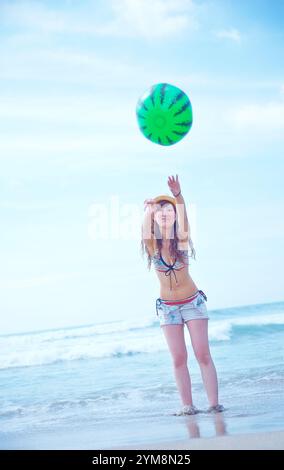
153, 194, 176, 206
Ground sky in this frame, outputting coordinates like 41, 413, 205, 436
0, 0, 283, 334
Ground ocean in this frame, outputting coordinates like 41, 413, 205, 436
0, 301, 284, 449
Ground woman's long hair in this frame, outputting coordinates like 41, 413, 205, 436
140, 200, 196, 270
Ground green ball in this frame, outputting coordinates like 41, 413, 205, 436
136, 83, 193, 146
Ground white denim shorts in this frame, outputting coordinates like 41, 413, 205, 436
156, 290, 209, 326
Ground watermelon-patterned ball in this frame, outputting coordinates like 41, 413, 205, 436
136, 83, 193, 146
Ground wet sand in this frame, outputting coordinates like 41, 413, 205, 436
113, 430, 284, 450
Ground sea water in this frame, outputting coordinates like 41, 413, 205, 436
0, 301, 283, 449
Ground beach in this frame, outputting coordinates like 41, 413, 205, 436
114, 430, 284, 450
2, 425, 283, 450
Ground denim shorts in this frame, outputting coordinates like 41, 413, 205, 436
156, 290, 209, 326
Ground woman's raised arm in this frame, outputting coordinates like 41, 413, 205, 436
168, 174, 190, 241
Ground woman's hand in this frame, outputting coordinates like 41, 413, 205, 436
143, 198, 158, 213
168, 174, 181, 197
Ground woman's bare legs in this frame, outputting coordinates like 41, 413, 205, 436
185, 319, 219, 406
161, 324, 193, 406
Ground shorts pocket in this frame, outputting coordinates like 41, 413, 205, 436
196, 299, 208, 316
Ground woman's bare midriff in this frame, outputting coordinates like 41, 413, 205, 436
156, 269, 199, 301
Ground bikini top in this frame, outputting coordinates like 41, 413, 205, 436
151, 249, 189, 290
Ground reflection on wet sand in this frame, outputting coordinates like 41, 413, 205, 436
183, 412, 227, 439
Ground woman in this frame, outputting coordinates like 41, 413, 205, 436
141, 174, 224, 416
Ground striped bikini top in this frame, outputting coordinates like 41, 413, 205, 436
151, 249, 189, 290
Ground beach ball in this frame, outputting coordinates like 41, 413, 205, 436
136, 83, 193, 146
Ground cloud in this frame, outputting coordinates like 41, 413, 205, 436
2, 0, 199, 39
0, 43, 145, 83
2, 1, 83, 34
215, 28, 241, 43
96, 0, 199, 39
231, 101, 284, 131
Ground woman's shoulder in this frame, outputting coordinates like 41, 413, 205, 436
177, 240, 189, 251
178, 249, 189, 254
